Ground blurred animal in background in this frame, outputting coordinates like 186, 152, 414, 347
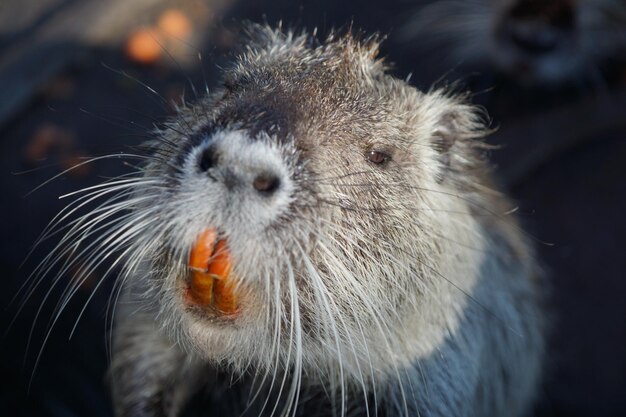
400, 0, 626, 87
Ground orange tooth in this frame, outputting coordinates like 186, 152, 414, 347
188, 229, 238, 314
189, 228, 218, 270
209, 240, 238, 314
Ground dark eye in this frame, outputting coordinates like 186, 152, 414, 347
366, 150, 390, 166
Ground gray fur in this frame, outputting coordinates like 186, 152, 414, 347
50, 26, 545, 417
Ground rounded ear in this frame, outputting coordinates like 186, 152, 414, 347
432, 112, 460, 168
426, 93, 493, 181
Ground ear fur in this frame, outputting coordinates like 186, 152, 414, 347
425, 92, 493, 182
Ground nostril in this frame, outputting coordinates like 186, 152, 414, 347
199, 146, 217, 173
252, 174, 281, 194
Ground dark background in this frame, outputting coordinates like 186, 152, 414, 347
1, 0, 625, 416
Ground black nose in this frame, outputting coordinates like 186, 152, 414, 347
507, 0, 575, 28
502, 0, 574, 55
252, 174, 281, 194
198, 146, 218, 172
509, 25, 559, 55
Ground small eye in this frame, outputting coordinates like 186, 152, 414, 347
366, 150, 390, 165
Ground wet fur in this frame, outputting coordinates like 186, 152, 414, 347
42, 27, 545, 416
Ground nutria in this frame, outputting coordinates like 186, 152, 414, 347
400, 0, 626, 85
43, 26, 545, 417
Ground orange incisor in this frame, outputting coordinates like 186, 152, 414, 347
188, 228, 238, 314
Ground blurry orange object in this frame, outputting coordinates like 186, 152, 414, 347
125, 28, 162, 65
157, 9, 192, 40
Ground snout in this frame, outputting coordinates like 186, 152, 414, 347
493, 0, 579, 83
194, 130, 289, 201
